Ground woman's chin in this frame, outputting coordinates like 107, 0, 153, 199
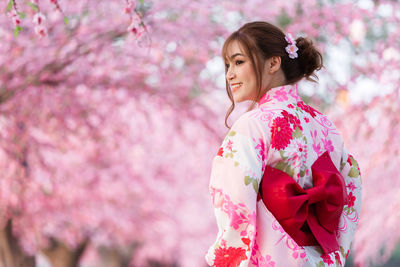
233, 94, 249, 103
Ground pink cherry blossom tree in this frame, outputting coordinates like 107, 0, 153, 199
330, 93, 400, 267
2, 0, 224, 265
0, 86, 221, 266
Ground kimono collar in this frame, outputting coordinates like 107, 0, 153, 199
258, 84, 301, 107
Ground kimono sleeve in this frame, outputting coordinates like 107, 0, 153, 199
335, 147, 362, 265
205, 114, 268, 267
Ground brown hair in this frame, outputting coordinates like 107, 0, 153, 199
222, 21, 323, 128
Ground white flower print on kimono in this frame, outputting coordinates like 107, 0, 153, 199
206, 84, 362, 267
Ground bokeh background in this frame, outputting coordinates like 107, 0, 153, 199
1, 0, 400, 266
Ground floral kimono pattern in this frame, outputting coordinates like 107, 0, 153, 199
206, 84, 362, 267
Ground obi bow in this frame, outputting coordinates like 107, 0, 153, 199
258, 151, 347, 254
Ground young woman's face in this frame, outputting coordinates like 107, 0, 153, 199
224, 40, 258, 103
225, 40, 277, 103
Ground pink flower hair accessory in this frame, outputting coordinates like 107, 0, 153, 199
285, 33, 298, 59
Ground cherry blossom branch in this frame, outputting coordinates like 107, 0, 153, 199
6, 0, 149, 41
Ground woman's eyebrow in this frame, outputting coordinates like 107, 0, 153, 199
229, 53, 245, 60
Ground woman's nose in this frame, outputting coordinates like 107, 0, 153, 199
227, 69, 235, 80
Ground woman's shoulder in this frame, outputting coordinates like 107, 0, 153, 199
229, 109, 270, 139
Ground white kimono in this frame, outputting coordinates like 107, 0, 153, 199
206, 84, 362, 267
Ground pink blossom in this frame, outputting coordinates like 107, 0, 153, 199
322, 138, 334, 153
125, 7, 133, 14
226, 140, 233, 151
34, 25, 47, 38
335, 252, 342, 266
127, 14, 143, 37
312, 142, 321, 155
292, 251, 307, 259
248, 211, 257, 228
259, 93, 272, 105
255, 138, 265, 162
213, 191, 224, 208
229, 211, 244, 230
220, 238, 227, 248
285, 44, 299, 59
12, 17, 21, 26
273, 88, 289, 101
32, 13, 46, 25
125, 0, 136, 14
258, 254, 275, 267
285, 33, 296, 44
321, 254, 334, 264
8, 10, 21, 26
290, 141, 307, 167
347, 182, 356, 191
348, 192, 356, 207
7, 10, 18, 18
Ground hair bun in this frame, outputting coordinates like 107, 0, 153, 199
295, 37, 323, 82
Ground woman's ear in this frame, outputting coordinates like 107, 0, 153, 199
266, 56, 281, 74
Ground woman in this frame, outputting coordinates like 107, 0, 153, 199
206, 22, 362, 267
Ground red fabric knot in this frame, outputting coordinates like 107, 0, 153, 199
306, 183, 326, 204
259, 151, 347, 254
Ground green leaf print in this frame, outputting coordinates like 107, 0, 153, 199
279, 150, 288, 160
299, 169, 306, 178
340, 159, 346, 172
340, 246, 346, 258
292, 126, 303, 139
228, 131, 236, 136
344, 206, 349, 215
315, 246, 324, 254
252, 179, 259, 193
285, 164, 294, 177
274, 161, 294, 177
348, 167, 359, 178
344, 206, 355, 215
275, 161, 288, 172
244, 176, 258, 193
234, 161, 239, 167
350, 156, 358, 167
316, 261, 325, 267
225, 152, 234, 159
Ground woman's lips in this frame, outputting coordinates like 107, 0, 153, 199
231, 83, 242, 92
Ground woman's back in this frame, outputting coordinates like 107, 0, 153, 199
206, 84, 362, 266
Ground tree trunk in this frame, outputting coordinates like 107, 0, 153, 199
42, 239, 88, 267
97, 246, 132, 267
0, 219, 35, 267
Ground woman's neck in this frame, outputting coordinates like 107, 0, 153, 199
269, 68, 287, 89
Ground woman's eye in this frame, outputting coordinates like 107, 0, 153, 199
236, 60, 244, 65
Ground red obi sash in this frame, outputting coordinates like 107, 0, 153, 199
258, 151, 347, 254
